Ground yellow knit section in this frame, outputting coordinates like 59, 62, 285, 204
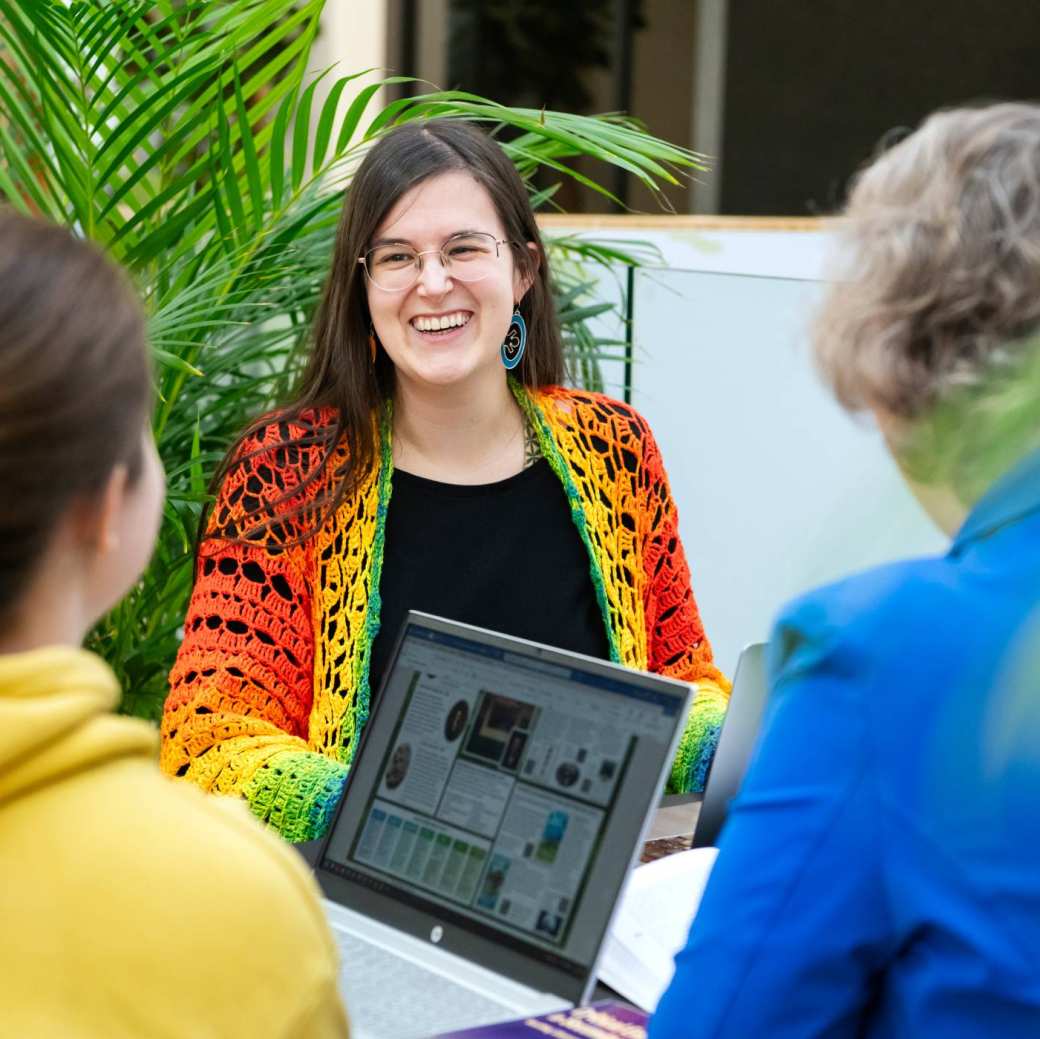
529, 388, 649, 669
309, 440, 384, 764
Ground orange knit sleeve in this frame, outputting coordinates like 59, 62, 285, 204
638, 417, 731, 793
640, 423, 724, 685
161, 417, 348, 842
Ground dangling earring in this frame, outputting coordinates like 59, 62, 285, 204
501, 304, 527, 370
368, 326, 378, 364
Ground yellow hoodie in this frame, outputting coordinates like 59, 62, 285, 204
0, 646, 349, 1038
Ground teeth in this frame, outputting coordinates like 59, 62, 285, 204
414, 312, 468, 332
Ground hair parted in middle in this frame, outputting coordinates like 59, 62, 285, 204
203, 119, 565, 549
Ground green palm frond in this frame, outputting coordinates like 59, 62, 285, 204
0, 0, 707, 719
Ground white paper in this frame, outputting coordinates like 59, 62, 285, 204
597, 846, 719, 1012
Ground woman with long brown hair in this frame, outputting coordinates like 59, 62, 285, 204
161, 119, 728, 842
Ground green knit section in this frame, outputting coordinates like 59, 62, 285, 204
244, 749, 350, 842
666, 683, 728, 795
513, 382, 621, 664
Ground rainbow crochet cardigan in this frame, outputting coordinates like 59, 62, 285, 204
162, 385, 730, 842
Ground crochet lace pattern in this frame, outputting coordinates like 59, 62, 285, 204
162, 385, 730, 842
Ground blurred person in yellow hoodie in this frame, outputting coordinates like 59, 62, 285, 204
0, 209, 350, 1038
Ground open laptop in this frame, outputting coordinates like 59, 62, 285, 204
691, 642, 769, 848
314, 611, 693, 1039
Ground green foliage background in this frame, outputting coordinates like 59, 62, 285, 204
0, 0, 704, 720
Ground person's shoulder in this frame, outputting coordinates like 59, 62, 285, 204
100, 763, 342, 1029
233, 404, 342, 477
533, 385, 651, 431
530, 386, 676, 502
531, 386, 660, 467
240, 404, 339, 445
209, 405, 342, 536
95, 759, 334, 942
770, 553, 963, 689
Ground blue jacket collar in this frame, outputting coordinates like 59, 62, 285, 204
951, 447, 1040, 554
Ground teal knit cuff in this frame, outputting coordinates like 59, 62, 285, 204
667, 692, 727, 795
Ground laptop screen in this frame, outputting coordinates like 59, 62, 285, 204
692, 642, 768, 848
320, 616, 687, 989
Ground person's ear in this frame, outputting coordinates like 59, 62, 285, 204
513, 241, 540, 302
74, 463, 129, 557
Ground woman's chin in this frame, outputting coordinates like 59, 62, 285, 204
400, 350, 500, 390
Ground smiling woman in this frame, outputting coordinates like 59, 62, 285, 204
160, 120, 730, 843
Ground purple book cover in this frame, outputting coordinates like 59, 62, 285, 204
432, 1002, 648, 1039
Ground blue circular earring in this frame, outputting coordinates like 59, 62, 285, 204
501, 305, 527, 370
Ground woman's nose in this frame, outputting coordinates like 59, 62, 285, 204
417, 252, 453, 295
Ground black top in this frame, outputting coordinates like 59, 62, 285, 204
369, 459, 610, 695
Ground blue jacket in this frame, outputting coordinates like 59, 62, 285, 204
651, 449, 1040, 1038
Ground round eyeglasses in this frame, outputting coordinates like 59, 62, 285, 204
358, 232, 512, 292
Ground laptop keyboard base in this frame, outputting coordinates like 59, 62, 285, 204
337, 928, 520, 1039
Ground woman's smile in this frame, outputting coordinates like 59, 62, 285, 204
408, 309, 474, 342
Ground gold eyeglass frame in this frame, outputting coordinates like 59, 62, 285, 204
357, 232, 512, 292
